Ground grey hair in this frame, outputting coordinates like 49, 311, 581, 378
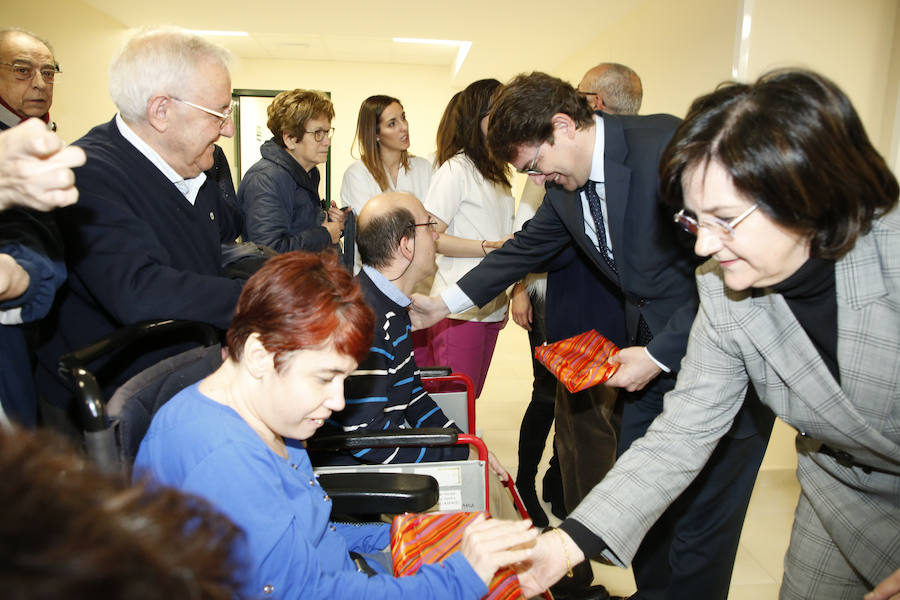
109, 26, 233, 123
0, 28, 56, 63
590, 62, 643, 115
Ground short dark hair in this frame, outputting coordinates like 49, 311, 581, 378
436, 79, 510, 188
486, 72, 594, 163
0, 427, 243, 599
226, 251, 373, 370
357, 206, 415, 269
660, 69, 898, 259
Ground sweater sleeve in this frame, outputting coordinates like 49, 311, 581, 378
239, 169, 331, 253
0, 208, 65, 322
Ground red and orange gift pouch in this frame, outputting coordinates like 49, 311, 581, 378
533, 329, 620, 393
390, 511, 523, 600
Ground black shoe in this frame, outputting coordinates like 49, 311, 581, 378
517, 484, 549, 528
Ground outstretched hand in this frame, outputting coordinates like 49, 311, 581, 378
460, 515, 537, 585
408, 293, 450, 330
516, 529, 586, 597
0, 118, 86, 212
605, 346, 662, 392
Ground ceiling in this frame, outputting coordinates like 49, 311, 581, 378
79, 0, 647, 84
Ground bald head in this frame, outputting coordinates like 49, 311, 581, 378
357, 192, 423, 269
578, 62, 642, 115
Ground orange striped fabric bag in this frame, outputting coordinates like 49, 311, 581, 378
534, 329, 620, 393
390, 511, 523, 600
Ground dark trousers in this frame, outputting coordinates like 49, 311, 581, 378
516, 292, 558, 505
619, 382, 774, 600
555, 382, 619, 514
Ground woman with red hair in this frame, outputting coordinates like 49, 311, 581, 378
134, 251, 535, 600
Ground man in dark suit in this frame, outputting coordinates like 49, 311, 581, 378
412, 72, 771, 600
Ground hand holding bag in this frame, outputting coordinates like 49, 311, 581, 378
534, 329, 620, 393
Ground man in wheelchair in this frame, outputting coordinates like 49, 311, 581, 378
310, 192, 504, 477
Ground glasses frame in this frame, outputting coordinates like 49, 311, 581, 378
516, 145, 542, 175
171, 97, 236, 130
576, 89, 599, 99
411, 220, 438, 233
673, 204, 759, 238
0, 61, 60, 84
304, 127, 335, 142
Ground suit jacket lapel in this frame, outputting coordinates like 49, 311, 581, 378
554, 186, 618, 282
734, 238, 900, 459
602, 116, 630, 262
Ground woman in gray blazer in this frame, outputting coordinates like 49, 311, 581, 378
519, 69, 900, 600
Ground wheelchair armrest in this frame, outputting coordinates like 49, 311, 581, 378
58, 320, 219, 372
318, 472, 440, 514
418, 366, 452, 378
307, 427, 458, 451
57, 320, 220, 433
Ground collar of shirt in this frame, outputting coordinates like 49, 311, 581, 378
362, 264, 411, 308
115, 113, 207, 205
589, 113, 606, 183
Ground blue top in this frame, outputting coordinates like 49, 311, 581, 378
134, 383, 486, 600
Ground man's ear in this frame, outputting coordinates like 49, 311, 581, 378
243, 332, 275, 380
398, 232, 416, 261
146, 95, 171, 133
550, 112, 577, 140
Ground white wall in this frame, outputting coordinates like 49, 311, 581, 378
228, 58, 456, 203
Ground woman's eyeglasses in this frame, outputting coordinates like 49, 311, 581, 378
673, 204, 758, 238
305, 128, 335, 142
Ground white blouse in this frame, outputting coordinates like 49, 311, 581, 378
339, 156, 433, 215
424, 153, 515, 322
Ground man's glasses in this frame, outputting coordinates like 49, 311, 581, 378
1, 61, 60, 84
305, 127, 335, 142
673, 204, 758, 238
411, 220, 437, 233
516, 146, 542, 175
172, 97, 236, 130
576, 89, 599, 99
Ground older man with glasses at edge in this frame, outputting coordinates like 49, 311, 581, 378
0, 28, 59, 132
35, 27, 246, 427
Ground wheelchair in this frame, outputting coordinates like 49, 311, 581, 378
309, 369, 529, 518
57, 319, 438, 515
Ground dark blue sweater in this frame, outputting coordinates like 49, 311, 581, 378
36, 117, 244, 408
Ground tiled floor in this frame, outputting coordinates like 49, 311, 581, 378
477, 323, 800, 599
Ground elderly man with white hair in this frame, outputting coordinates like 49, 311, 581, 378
36, 27, 245, 419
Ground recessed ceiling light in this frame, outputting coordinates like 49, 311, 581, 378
393, 37, 472, 76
